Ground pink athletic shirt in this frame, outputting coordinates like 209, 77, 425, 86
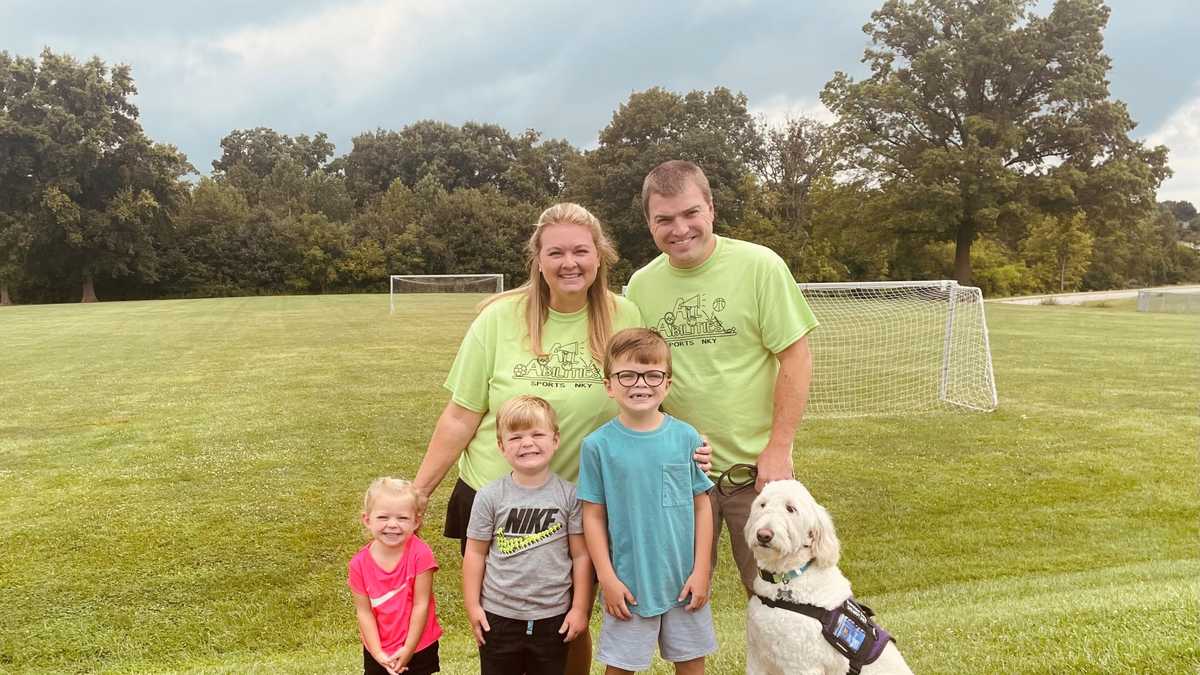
348, 535, 442, 654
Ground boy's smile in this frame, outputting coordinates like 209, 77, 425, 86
499, 427, 559, 477
605, 358, 671, 416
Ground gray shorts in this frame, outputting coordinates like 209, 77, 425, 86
596, 604, 717, 671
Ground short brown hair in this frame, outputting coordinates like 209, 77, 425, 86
641, 160, 713, 221
496, 395, 560, 440
604, 327, 671, 377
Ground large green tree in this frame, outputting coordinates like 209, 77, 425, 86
821, 0, 1168, 286
212, 127, 335, 182
568, 87, 764, 273
1, 49, 192, 302
211, 127, 350, 222
737, 116, 844, 278
338, 121, 574, 207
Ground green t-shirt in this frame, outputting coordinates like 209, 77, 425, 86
627, 236, 819, 474
444, 292, 643, 489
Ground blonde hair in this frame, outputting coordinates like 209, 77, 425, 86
482, 202, 620, 362
496, 395, 560, 441
362, 477, 426, 518
604, 327, 672, 377
641, 160, 713, 221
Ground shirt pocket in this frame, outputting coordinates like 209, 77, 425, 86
662, 463, 692, 508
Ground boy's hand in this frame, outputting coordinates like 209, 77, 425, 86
600, 576, 637, 620
693, 435, 713, 473
679, 569, 711, 611
559, 606, 589, 642
467, 604, 491, 645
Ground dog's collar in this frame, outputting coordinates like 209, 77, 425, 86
758, 559, 812, 584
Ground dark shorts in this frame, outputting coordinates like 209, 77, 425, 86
363, 641, 439, 675
443, 477, 478, 556
479, 612, 569, 675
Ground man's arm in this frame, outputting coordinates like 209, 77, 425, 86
755, 335, 813, 491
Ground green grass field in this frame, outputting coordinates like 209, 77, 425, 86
1, 294, 1197, 674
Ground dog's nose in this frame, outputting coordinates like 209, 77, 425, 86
756, 528, 773, 544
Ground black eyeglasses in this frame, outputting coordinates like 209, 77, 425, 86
715, 463, 758, 497
610, 370, 669, 387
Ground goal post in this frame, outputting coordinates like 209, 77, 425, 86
389, 274, 504, 313
797, 280, 998, 417
1137, 288, 1200, 314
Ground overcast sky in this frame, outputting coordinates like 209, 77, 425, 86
2, 0, 1196, 202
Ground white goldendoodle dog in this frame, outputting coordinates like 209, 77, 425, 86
744, 480, 913, 675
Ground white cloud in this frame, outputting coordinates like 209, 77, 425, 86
1147, 94, 1200, 203
208, 0, 465, 106
749, 94, 836, 129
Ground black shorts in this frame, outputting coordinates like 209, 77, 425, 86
443, 478, 478, 556
363, 641, 439, 675
479, 612, 569, 675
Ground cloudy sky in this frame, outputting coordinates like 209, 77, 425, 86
2, 0, 1196, 202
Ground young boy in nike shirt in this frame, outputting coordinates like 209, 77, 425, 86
463, 395, 593, 675
578, 328, 716, 674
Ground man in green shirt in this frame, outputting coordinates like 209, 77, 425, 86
626, 160, 819, 593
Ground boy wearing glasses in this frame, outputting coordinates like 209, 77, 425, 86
577, 328, 716, 675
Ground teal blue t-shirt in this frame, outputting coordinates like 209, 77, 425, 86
576, 415, 714, 617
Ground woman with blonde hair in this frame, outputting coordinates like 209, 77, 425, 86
413, 203, 707, 674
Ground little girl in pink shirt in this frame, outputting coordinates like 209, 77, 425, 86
349, 477, 443, 674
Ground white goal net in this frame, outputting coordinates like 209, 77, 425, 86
389, 274, 504, 313
798, 280, 998, 417
1136, 288, 1200, 314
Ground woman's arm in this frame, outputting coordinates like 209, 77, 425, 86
462, 538, 492, 646
413, 401, 484, 498
352, 592, 397, 674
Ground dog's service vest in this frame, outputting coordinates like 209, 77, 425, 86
756, 594, 894, 675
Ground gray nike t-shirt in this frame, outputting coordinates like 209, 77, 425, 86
467, 472, 584, 620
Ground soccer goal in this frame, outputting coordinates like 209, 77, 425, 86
798, 280, 998, 417
1136, 288, 1200, 314
389, 274, 504, 313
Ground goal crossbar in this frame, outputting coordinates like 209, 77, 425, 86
797, 280, 998, 417
389, 274, 504, 313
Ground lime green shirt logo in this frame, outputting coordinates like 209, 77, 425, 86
653, 294, 738, 345
494, 521, 563, 555
513, 340, 603, 383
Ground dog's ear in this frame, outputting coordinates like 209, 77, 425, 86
808, 503, 840, 568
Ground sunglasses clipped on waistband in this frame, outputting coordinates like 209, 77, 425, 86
715, 462, 758, 497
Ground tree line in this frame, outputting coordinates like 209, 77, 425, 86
2, 0, 1198, 305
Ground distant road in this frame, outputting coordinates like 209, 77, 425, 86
995, 284, 1200, 305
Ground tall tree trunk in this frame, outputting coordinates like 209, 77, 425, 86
81, 273, 98, 303
0, 283, 11, 306
954, 220, 975, 286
